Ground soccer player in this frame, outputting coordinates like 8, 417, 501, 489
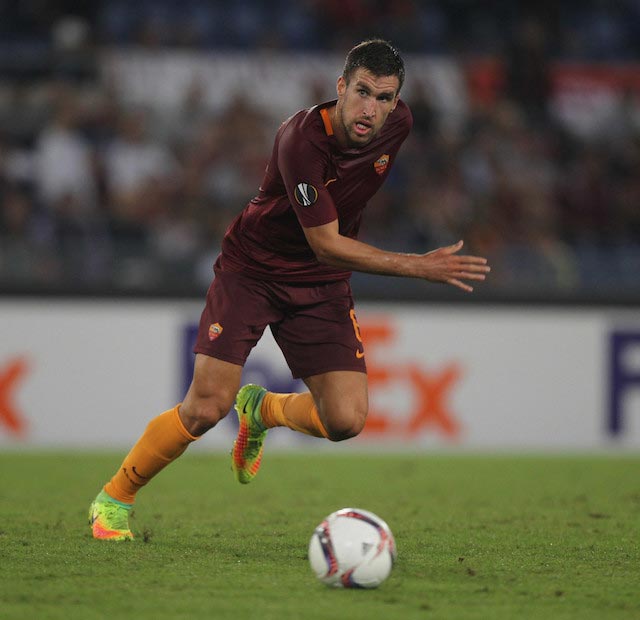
89, 39, 490, 540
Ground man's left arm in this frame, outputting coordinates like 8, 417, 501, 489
303, 220, 490, 293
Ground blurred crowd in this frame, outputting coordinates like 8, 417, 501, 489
3, 0, 640, 58
1, 1, 640, 297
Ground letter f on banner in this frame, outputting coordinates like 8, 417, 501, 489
609, 331, 640, 436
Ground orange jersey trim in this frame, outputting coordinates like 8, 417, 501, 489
320, 107, 334, 136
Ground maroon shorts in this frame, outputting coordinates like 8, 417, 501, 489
193, 266, 367, 379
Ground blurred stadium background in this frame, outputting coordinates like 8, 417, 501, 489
1, 1, 640, 453
1, 0, 640, 300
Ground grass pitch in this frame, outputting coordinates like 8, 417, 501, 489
0, 451, 638, 620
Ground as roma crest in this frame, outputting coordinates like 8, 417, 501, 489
374, 154, 390, 176
208, 323, 223, 341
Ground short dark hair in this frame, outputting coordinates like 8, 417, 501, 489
342, 39, 405, 92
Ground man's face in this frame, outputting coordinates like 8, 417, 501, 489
334, 68, 400, 149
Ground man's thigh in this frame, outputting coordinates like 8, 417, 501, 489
193, 268, 283, 366
270, 280, 367, 379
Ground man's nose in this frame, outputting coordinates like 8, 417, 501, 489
363, 98, 376, 118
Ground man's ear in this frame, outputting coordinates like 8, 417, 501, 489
336, 76, 346, 97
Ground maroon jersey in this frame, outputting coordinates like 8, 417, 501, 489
219, 99, 413, 283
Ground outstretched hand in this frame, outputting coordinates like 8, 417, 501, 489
420, 240, 490, 292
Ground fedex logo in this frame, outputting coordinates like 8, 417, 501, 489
609, 330, 640, 436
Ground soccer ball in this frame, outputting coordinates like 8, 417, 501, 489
308, 508, 396, 589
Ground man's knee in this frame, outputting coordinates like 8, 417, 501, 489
323, 405, 367, 442
181, 388, 235, 436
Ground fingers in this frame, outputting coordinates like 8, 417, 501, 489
450, 261, 491, 280
426, 241, 491, 292
447, 262, 491, 292
447, 278, 474, 293
459, 255, 489, 265
457, 272, 487, 281
457, 261, 491, 273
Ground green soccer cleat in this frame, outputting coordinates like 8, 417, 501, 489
89, 490, 134, 541
232, 384, 268, 484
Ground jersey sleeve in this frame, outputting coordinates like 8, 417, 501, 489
277, 123, 338, 228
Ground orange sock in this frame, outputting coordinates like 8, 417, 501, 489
104, 405, 198, 504
261, 392, 328, 438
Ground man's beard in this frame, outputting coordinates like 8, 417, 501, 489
336, 108, 376, 149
